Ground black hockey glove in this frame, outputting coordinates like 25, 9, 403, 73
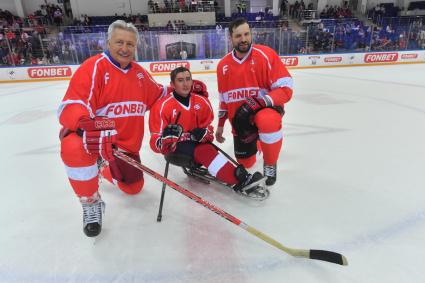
159, 124, 183, 154
232, 97, 267, 143
190, 125, 214, 143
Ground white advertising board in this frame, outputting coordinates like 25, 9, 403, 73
1, 51, 424, 83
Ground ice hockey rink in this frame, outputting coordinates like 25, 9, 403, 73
0, 63, 424, 283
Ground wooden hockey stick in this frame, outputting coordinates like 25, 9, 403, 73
113, 149, 348, 266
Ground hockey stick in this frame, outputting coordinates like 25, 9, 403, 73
157, 111, 181, 222
156, 160, 169, 222
113, 149, 348, 266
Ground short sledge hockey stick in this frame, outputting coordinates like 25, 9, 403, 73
157, 111, 181, 222
113, 149, 348, 266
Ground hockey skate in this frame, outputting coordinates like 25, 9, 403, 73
264, 164, 277, 186
80, 192, 105, 237
182, 164, 270, 201
232, 166, 269, 200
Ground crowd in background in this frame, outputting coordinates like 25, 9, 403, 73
1, 1, 425, 66
148, 0, 219, 13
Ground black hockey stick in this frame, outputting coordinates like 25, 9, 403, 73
157, 111, 181, 222
113, 149, 348, 266
156, 160, 169, 222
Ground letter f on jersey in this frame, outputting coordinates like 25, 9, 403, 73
223, 65, 228, 75
104, 72, 110, 85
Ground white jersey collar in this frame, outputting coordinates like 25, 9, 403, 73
231, 45, 253, 64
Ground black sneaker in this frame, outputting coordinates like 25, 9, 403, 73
264, 164, 277, 186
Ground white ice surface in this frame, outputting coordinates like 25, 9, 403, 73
0, 64, 424, 283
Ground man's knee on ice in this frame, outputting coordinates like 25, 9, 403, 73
110, 152, 144, 184
118, 178, 144, 195
254, 108, 282, 132
61, 133, 96, 165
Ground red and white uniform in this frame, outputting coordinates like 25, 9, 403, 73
59, 52, 166, 197
217, 44, 293, 167
149, 92, 240, 185
217, 44, 293, 123
149, 93, 213, 151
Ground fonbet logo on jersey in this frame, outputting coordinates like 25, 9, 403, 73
222, 87, 263, 103
28, 66, 72, 78
97, 102, 147, 118
150, 62, 190, 73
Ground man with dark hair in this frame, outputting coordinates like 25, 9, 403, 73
149, 67, 268, 199
215, 18, 293, 186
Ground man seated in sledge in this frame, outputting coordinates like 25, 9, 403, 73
148, 67, 268, 200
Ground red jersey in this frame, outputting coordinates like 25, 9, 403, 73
149, 92, 214, 153
58, 52, 166, 153
216, 44, 293, 125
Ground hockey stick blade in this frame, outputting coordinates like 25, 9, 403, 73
246, 226, 348, 266
113, 150, 348, 266
310, 250, 348, 265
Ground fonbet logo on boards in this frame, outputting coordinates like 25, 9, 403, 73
364, 53, 398, 63
150, 61, 190, 73
28, 66, 72, 78
324, 56, 343, 63
401, 53, 418, 60
280, 56, 298, 66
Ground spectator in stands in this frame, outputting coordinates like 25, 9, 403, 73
148, 0, 154, 12
216, 23, 223, 33
53, 9, 63, 26
179, 0, 186, 12
397, 33, 407, 50
418, 30, 425, 49
166, 20, 173, 31
280, 0, 288, 16
5, 29, 16, 44
236, 2, 243, 14
52, 54, 60, 64
307, 2, 314, 10
191, 0, 198, 12
29, 54, 38, 65
40, 5, 49, 24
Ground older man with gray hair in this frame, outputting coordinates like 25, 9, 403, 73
58, 20, 167, 237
